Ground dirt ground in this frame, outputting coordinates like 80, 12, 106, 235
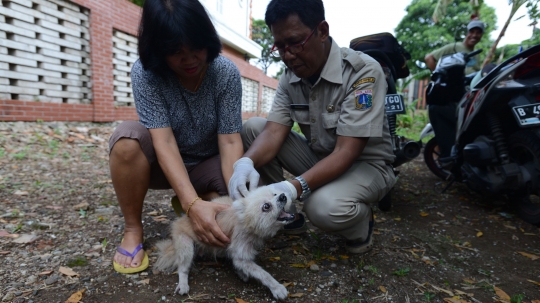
0, 121, 539, 303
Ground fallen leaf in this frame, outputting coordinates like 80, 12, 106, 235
139, 279, 149, 285
476, 231, 483, 237
290, 263, 306, 268
443, 298, 471, 303
379, 286, 387, 293
65, 289, 85, 303
151, 215, 169, 222
0, 251, 10, 255
512, 235, 519, 241
531, 300, 540, 303
305, 260, 317, 267
45, 206, 63, 210
269, 257, 280, 262
288, 293, 304, 298
503, 225, 516, 230
527, 279, 540, 286
38, 270, 53, 276
420, 212, 429, 217
437, 212, 445, 217
462, 278, 476, 284
14, 190, 29, 196
432, 285, 453, 296
517, 251, 540, 260
494, 287, 510, 301
394, 217, 402, 221
59, 266, 80, 277
524, 233, 536, 236
339, 255, 349, 259
327, 256, 337, 261
0, 230, 19, 238
13, 234, 40, 244
235, 298, 249, 303
282, 282, 294, 288
147, 211, 159, 216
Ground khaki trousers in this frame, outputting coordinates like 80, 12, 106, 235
241, 117, 396, 240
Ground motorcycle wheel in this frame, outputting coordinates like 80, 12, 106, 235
423, 137, 451, 180
508, 130, 540, 226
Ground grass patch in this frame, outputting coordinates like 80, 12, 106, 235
66, 256, 88, 267
392, 268, 410, 277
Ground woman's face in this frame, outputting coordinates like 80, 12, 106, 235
165, 47, 208, 80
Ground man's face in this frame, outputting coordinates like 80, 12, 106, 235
270, 14, 328, 79
464, 28, 483, 48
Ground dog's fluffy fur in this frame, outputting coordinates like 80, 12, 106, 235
154, 186, 295, 299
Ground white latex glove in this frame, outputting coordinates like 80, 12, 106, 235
229, 157, 260, 200
268, 181, 298, 201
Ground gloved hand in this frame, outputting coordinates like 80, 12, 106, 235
229, 157, 260, 200
267, 181, 298, 201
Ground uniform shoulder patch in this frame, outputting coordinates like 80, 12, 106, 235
351, 77, 375, 89
355, 89, 373, 111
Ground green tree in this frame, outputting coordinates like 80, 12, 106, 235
432, 0, 540, 66
495, 28, 540, 62
251, 19, 282, 75
128, 0, 144, 6
395, 0, 496, 74
481, 0, 539, 65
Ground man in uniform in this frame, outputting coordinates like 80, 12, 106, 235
228, 0, 395, 254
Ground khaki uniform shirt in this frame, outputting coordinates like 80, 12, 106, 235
267, 38, 395, 164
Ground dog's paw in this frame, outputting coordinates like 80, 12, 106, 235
175, 282, 189, 295
236, 270, 249, 282
270, 284, 288, 300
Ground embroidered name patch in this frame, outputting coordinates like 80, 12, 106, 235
355, 89, 373, 110
352, 77, 375, 89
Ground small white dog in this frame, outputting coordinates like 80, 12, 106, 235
154, 186, 295, 300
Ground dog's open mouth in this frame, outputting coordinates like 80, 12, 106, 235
277, 210, 295, 222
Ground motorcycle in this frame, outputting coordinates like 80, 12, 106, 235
423, 45, 540, 225
350, 33, 422, 211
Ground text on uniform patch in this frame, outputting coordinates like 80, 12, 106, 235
352, 77, 376, 89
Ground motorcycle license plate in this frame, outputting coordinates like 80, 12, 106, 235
512, 103, 540, 126
385, 94, 406, 114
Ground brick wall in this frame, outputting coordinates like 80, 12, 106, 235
0, 0, 278, 122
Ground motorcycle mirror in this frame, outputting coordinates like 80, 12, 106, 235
415, 60, 427, 69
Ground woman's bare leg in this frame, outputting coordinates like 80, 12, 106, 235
110, 138, 150, 268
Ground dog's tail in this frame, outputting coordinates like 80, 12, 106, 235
154, 239, 177, 272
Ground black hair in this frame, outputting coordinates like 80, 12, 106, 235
265, 0, 325, 30
137, 0, 222, 78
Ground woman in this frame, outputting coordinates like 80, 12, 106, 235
109, 0, 243, 273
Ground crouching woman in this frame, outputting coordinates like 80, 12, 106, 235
108, 0, 243, 273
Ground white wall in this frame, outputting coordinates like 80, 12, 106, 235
200, 0, 261, 59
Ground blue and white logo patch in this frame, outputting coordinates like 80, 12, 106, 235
355, 89, 373, 111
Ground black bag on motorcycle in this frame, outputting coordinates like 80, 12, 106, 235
349, 32, 411, 79
425, 75, 466, 106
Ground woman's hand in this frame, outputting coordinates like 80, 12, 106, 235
187, 200, 231, 247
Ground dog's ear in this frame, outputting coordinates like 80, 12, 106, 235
232, 199, 246, 220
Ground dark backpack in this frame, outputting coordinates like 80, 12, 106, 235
350, 33, 411, 79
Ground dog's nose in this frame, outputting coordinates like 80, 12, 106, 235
278, 193, 286, 202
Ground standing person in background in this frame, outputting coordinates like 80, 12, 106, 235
229, 0, 396, 254
424, 20, 485, 162
109, 0, 243, 274
425, 20, 485, 74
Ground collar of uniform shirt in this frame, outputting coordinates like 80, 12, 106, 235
289, 37, 343, 86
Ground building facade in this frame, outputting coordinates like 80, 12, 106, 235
0, 0, 278, 121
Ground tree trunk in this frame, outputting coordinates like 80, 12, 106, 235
482, 13, 513, 67
482, 0, 526, 67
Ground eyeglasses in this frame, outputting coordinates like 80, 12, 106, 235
270, 26, 317, 58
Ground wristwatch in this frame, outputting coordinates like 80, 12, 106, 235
294, 176, 311, 201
